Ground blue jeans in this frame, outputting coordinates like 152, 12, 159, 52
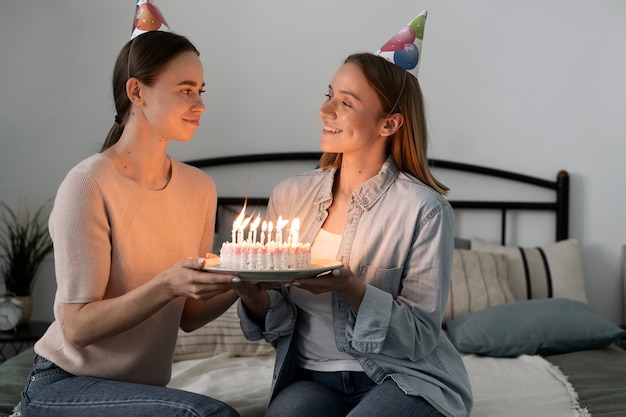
265, 368, 445, 417
21, 355, 240, 417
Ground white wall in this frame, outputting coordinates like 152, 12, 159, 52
1, 0, 624, 324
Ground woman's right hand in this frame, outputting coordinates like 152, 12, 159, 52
63, 257, 240, 348
169, 257, 240, 300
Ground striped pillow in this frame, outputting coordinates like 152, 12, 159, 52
444, 250, 515, 322
173, 303, 275, 361
470, 238, 588, 303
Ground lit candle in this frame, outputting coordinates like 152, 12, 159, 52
232, 205, 246, 243
249, 215, 261, 243
238, 216, 251, 244
268, 221, 274, 243
276, 216, 289, 246
237, 226, 243, 245
290, 218, 300, 247
260, 221, 267, 246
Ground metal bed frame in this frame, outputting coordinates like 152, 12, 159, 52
185, 152, 569, 245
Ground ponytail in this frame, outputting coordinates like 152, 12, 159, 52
101, 122, 125, 152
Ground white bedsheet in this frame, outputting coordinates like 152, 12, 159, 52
168, 353, 274, 417
462, 353, 590, 417
168, 352, 590, 417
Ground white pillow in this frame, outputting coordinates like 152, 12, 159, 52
444, 249, 515, 322
470, 238, 588, 303
173, 303, 275, 361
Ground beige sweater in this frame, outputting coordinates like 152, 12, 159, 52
35, 153, 217, 386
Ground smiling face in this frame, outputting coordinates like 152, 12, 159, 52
319, 62, 392, 158
138, 51, 206, 143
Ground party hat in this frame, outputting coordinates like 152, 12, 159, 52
375, 10, 427, 78
131, 0, 170, 40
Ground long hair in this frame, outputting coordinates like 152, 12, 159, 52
100, 31, 200, 152
319, 53, 448, 195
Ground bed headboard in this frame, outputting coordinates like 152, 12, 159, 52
428, 159, 569, 243
185, 152, 569, 247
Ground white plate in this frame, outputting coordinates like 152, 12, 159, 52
202, 258, 342, 282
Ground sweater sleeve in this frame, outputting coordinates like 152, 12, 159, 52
49, 167, 112, 303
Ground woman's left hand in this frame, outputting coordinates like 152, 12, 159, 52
292, 261, 366, 312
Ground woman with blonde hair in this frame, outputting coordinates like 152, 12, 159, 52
236, 11, 472, 417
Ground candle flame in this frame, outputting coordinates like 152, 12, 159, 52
276, 216, 289, 230
262, 221, 267, 232
290, 218, 300, 232
250, 215, 261, 230
233, 204, 247, 231
239, 215, 252, 231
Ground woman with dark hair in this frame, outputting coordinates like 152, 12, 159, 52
21, 31, 240, 417
235, 14, 473, 415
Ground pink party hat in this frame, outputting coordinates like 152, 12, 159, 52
130, 0, 170, 40
375, 10, 427, 78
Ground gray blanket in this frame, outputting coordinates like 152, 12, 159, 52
0, 348, 33, 417
547, 345, 626, 417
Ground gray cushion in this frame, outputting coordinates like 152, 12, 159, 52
446, 298, 624, 357
0, 347, 34, 416
454, 237, 471, 250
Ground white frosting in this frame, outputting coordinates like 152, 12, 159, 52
219, 241, 311, 270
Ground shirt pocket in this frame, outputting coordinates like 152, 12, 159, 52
358, 265, 402, 298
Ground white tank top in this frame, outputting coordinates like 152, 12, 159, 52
290, 228, 364, 372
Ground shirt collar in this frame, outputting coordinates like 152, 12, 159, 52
314, 156, 399, 210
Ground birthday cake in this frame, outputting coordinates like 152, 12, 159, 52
219, 241, 311, 270
217, 211, 311, 270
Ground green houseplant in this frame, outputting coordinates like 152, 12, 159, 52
0, 197, 54, 321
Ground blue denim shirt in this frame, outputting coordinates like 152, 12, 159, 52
238, 157, 472, 417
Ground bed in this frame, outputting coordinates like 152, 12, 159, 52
1, 152, 625, 417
